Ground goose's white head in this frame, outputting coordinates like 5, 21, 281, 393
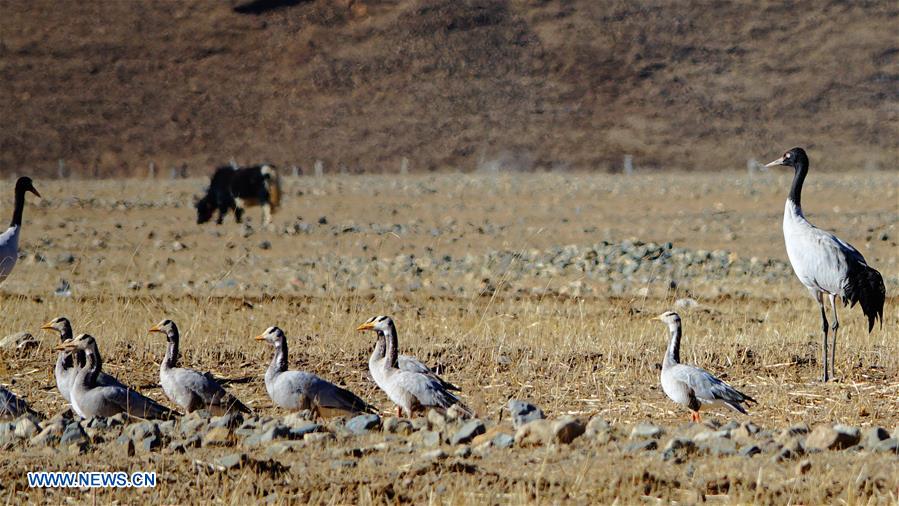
55, 333, 95, 352
148, 319, 178, 341
654, 311, 682, 328
41, 316, 72, 339
255, 326, 286, 346
356, 315, 394, 335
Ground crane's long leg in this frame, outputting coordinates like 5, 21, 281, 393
814, 291, 829, 382
828, 293, 840, 381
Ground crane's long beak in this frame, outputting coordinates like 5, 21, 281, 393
765, 156, 785, 168
356, 322, 375, 332
30, 187, 41, 198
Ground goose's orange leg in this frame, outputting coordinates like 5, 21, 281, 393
690, 411, 701, 423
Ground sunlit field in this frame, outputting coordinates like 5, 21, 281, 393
1, 172, 897, 504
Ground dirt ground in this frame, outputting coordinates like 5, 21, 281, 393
0, 172, 897, 504
2, 1, 898, 175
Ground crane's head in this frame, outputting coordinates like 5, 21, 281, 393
765, 147, 808, 169
15, 177, 41, 198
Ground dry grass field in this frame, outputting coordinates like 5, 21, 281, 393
1, 171, 897, 504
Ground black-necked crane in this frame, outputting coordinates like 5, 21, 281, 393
0, 177, 41, 284
765, 147, 885, 382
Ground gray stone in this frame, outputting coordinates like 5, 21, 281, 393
157, 420, 176, 437
107, 413, 128, 427
14, 417, 40, 439
180, 417, 207, 438
141, 435, 161, 452
874, 438, 898, 454
514, 419, 553, 447
383, 417, 413, 435
492, 433, 514, 449
781, 423, 810, 438
216, 453, 247, 470
552, 416, 585, 444
662, 437, 696, 462
416, 430, 442, 447
450, 420, 485, 445
739, 444, 761, 457
507, 399, 544, 429
0, 332, 38, 351
202, 426, 233, 447
806, 424, 861, 451
125, 421, 159, 441
699, 437, 737, 457
60, 422, 88, 446
289, 423, 322, 439
209, 413, 243, 430
331, 460, 357, 469
245, 425, 289, 446
454, 445, 472, 458
303, 432, 335, 444
585, 416, 611, 437
346, 414, 380, 435
427, 409, 447, 430
630, 423, 663, 439
863, 427, 890, 449
422, 449, 447, 460
624, 439, 658, 453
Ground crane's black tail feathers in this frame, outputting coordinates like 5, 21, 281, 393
843, 264, 885, 333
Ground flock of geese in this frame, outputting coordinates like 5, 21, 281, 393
0, 148, 888, 425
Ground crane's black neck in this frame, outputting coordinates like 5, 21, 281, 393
383, 322, 399, 368
164, 332, 180, 368
665, 324, 682, 365
10, 187, 26, 228
788, 161, 807, 209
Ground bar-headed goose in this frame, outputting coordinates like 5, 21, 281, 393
655, 311, 755, 422
41, 316, 126, 403
149, 319, 251, 415
55, 334, 179, 420
357, 316, 472, 418
255, 326, 376, 418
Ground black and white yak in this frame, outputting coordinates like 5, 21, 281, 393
195, 164, 281, 226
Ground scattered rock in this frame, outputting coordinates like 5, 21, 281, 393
217, 453, 247, 470
383, 417, 413, 435
796, 459, 812, 475
60, 422, 88, 446
209, 413, 243, 430
738, 444, 761, 457
805, 424, 861, 451
14, 417, 40, 439
492, 433, 515, 449
863, 427, 890, 449
662, 437, 696, 462
585, 416, 610, 437
427, 410, 447, 430
346, 414, 380, 435
421, 449, 447, 460
202, 426, 233, 447
245, 425, 289, 446
450, 420, 485, 445
289, 422, 322, 439
630, 423, 663, 439
624, 439, 658, 453
514, 419, 553, 447
454, 445, 472, 458
507, 400, 544, 429
0, 332, 38, 352
874, 438, 898, 454
552, 416, 585, 444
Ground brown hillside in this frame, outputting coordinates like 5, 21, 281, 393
1, 0, 897, 176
